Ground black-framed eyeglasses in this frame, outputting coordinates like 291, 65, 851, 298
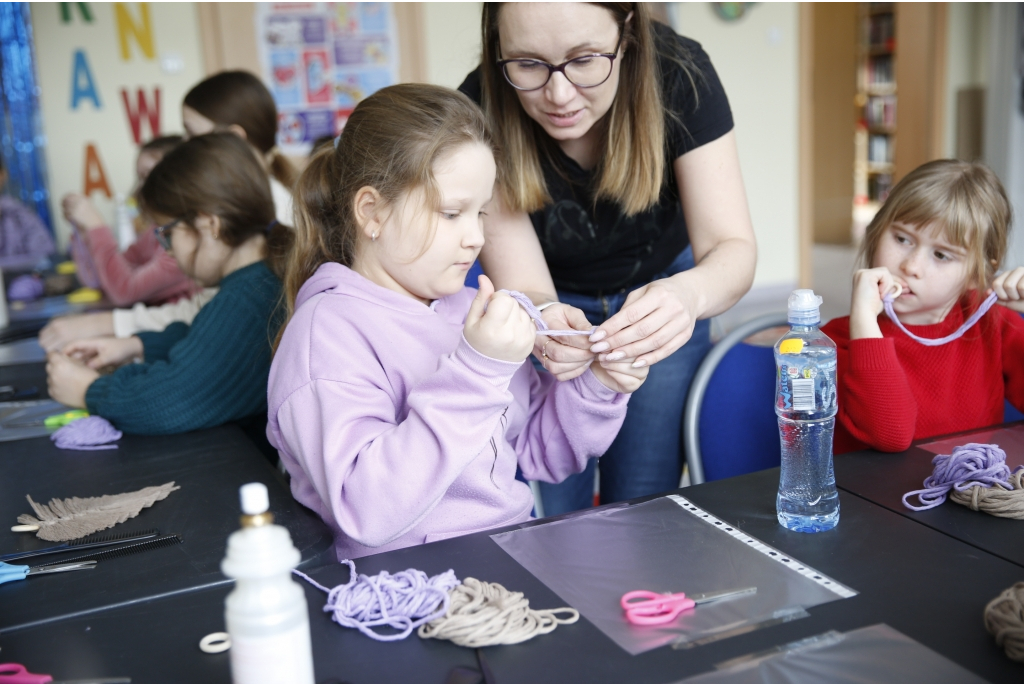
497, 33, 623, 92
154, 218, 180, 251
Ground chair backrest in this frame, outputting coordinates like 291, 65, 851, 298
683, 313, 789, 485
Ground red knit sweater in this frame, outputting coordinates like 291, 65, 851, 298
85, 225, 199, 307
821, 296, 1024, 454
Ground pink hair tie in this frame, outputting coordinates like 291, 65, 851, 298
882, 285, 998, 346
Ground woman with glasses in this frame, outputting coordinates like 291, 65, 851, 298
459, 3, 756, 514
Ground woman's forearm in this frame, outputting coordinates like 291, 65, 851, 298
670, 234, 756, 321
478, 198, 557, 305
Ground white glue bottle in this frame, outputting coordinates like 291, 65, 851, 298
222, 483, 315, 684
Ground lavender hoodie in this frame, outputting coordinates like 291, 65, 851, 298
267, 263, 629, 560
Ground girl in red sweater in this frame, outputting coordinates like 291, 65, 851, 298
822, 160, 1024, 453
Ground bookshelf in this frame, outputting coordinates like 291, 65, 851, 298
852, 2, 896, 239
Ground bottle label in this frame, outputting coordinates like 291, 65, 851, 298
791, 377, 815, 411
229, 622, 314, 684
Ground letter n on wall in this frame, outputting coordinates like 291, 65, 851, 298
121, 88, 161, 145
114, 2, 155, 61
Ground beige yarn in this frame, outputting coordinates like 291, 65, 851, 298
985, 582, 1024, 662
418, 577, 579, 648
951, 471, 1024, 519
17, 482, 180, 541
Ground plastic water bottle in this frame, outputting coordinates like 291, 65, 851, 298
114, 193, 138, 251
774, 290, 840, 532
222, 483, 314, 683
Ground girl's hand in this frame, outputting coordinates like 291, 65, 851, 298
590, 276, 699, 369
39, 312, 116, 352
46, 352, 99, 409
63, 336, 143, 369
992, 267, 1024, 313
590, 356, 649, 394
850, 267, 897, 339
62, 194, 106, 232
464, 276, 536, 363
534, 304, 597, 381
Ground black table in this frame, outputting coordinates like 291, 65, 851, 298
836, 422, 1024, 569
0, 424, 334, 634
1, 295, 110, 344
0, 359, 48, 401
1, 469, 1020, 683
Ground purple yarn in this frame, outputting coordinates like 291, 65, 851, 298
499, 290, 596, 337
7, 274, 44, 301
50, 416, 123, 451
293, 559, 459, 641
883, 291, 998, 346
902, 443, 1021, 511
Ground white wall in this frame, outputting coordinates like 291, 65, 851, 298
943, 3, 990, 158
985, 2, 1024, 270
421, 3, 482, 89
670, 3, 800, 289
31, 2, 205, 248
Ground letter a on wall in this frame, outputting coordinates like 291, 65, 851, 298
70, 50, 101, 110
121, 88, 161, 145
83, 144, 112, 198
114, 3, 155, 61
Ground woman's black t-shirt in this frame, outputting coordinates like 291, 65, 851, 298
459, 22, 734, 296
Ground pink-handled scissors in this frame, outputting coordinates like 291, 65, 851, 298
621, 587, 757, 626
0, 663, 53, 684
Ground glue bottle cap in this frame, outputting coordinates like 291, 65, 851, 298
788, 289, 824, 325
239, 482, 269, 515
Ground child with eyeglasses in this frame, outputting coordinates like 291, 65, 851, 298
45, 133, 291, 435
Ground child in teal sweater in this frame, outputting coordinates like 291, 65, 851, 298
46, 133, 292, 434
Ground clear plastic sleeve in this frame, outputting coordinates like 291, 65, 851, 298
0, 399, 65, 442
491, 496, 856, 655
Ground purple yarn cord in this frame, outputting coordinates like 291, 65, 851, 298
50, 416, 122, 451
293, 559, 459, 641
902, 443, 1021, 511
883, 291, 998, 346
499, 290, 596, 337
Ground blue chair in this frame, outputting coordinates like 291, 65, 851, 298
683, 313, 789, 485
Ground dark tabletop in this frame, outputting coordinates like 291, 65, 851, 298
1, 296, 111, 344
0, 423, 334, 634
1, 469, 1021, 683
836, 422, 1024, 569
0, 359, 48, 401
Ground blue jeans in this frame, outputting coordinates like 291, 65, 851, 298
538, 247, 712, 515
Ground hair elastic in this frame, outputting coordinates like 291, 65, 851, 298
265, 219, 278, 234
333, 135, 341, 150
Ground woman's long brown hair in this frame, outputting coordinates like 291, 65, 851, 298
480, 2, 698, 216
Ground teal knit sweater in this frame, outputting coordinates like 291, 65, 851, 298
86, 261, 282, 435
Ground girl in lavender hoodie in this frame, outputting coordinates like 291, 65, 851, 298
267, 84, 647, 560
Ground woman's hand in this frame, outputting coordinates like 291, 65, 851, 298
534, 304, 596, 381
39, 312, 116, 352
590, 355, 649, 394
590, 276, 700, 368
464, 276, 536, 363
62, 193, 106, 232
992, 267, 1024, 313
63, 336, 143, 369
850, 267, 896, 339
46, 352, 100, 409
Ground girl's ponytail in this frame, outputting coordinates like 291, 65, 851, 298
267, 147, 300, 191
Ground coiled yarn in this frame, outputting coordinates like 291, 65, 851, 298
950, 469, 1024, 519
50, 416, 122, 451
902, 443, 1018, 511
418, 577, 579, 648
985, 582, 1024, 662
883, 291, 997, 346
294, 560, 459, 641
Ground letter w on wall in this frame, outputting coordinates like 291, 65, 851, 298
121, 88, 160, 145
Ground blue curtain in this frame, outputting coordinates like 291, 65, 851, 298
0, 2, 52, 234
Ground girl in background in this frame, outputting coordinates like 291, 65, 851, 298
268, 84, 645, 560
62, 135, 200, 308
822, 160, 1024, 453
41, 70, 295, 351
0, 154, 54, 270
46, 133, 291, 435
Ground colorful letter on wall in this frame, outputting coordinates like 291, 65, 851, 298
83, 144, 112, 198
120, 87, 161, 145
114, 3, 155, 61
70, 50, 101, 110
59, 2, 93, 23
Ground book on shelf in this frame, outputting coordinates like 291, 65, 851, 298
868, 134, 893, 164
868, 173, 893, 203
865, 95, 897, 129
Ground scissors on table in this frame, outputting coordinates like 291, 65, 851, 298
621, 587, 757, 626
0, 559, 96, 586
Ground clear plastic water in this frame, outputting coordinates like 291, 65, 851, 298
774, 323, 840, 533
